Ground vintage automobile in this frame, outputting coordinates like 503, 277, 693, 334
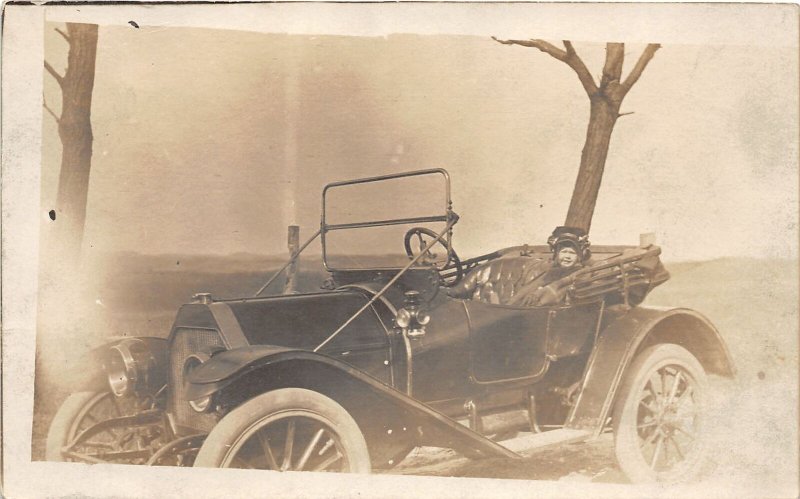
46, 169, 735, 483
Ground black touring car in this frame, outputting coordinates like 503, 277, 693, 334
46, 169, 734, 483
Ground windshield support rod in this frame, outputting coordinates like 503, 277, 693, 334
313, 218, 456, 353
325, 215, 448, 232
254, 228, 322, 297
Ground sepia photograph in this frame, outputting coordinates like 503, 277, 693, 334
2, 2, 798, 497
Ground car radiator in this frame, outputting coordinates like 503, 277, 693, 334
168, 327, 226, 433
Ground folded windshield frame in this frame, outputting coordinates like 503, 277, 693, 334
321, 168, 453, 271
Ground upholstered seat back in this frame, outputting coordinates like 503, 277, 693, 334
450, 255, 552, 305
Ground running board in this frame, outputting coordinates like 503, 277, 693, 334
498, 428, 592, 454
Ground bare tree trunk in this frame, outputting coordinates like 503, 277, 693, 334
37, 23, 99, 411
492, 39, 660, 233
565, 96, 620, 231
49, 23, 99, 263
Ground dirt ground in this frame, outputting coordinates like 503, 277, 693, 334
30, 257, 799, 496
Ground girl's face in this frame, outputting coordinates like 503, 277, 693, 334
557, 246, 578, 268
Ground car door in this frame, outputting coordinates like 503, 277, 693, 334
464, 301, 551, 384
465, 300, 604, 386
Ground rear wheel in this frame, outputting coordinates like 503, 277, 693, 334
194, 388, 371, 473
613, 344, 711, 483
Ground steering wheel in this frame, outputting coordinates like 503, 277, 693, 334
403, 227, 463, 286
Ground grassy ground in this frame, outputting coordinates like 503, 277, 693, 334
30, 255, 798, 494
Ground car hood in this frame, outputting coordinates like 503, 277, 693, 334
217, 289, 388, 352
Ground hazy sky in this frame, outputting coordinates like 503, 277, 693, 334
41, 9, 798, 262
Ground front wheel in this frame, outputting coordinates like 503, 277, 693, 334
194, 388, 371, 473
612, 344, 712, 483
45, 391, 152, 463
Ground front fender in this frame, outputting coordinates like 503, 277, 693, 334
186, 346, 519, 464
566, 306, 735, 434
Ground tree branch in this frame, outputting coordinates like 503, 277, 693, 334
561, 41, 598, 96
492, 37, 568, 60
43, 60, 64, 87
492, 37, 598, 96
42, 94, 60, 123
601, 43, 625, 88
55, 27, 70, 43
618, 111, 635, 118
621, 44, 661, 93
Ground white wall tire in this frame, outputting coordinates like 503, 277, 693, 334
194, 388, 371, 473
45, 391, 102, 461
613, 344, 712, 483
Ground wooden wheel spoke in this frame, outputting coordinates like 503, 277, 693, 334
257, 430, 279, 470
668, 435, 685, 460
640, 427, 661, 450
649, 434, 665, 469
637, 420, 658, 430
317, 438, 335, 456
295, 428, 326, 471
311, 451, 342, 472
666, 371, 683, 406
88, 399, 121, 437
281, 419, 296, 471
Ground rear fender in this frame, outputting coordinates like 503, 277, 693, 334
186, 347, 519, 467
566, 306, 734, 434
